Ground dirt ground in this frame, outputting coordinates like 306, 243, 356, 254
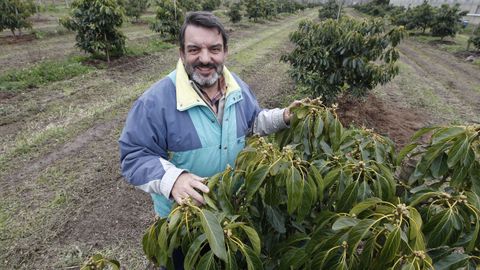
1, 8, 479, 269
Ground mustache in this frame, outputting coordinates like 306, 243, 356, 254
193, 63, 217, 69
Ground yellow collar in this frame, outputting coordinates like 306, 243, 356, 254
175, 59, 240, 111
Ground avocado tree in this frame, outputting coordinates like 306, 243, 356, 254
431, 4, 468, 40
281, 18, 405, 104
142, 98, 480, 269
245, 0, 265, 22
150, 0, 184, 41
0, 0, 36, 37
61, 0, 126, 62
318, 0, 341, 20
124, 0, 149, 22
410, 0, 435, 33
227, 2, 242, 23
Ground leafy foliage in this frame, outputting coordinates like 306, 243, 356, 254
150, 0, 184, 41
281, 18, 405, 104
0, 0, 36, 36
431, 4, 468, 40
470, 36, 480, 51
143, 98, 480, 269
201, 0, 221, 11
124, 0, 149, 21
60, 0, 126, 62
150, 0, 205, 41
318, 0, 341, 20
227, 2, 242, 23
407, 0, 435, 33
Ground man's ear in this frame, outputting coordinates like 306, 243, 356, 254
179, 47, 185, 60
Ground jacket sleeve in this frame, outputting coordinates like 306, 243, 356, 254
253, 108, 289, 136
119, 99, 184, 199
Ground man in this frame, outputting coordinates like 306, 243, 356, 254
119, 11, 295, 218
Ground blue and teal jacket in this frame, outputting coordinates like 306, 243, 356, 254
119, 59, 284, 217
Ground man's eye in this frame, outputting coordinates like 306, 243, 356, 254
189, 48, 199, 53
211, 48, 221, 53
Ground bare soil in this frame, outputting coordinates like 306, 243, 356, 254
1, 9, 479, 269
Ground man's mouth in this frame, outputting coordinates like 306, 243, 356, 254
194, 64, 216, 76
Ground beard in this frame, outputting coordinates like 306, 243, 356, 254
184, 61, 223, 88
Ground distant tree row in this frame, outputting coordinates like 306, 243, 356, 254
355, 0, 468, 40
0, 0, 36, 36
228, 0, 306, 23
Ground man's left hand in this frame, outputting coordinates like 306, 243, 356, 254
283, 100, 302, 125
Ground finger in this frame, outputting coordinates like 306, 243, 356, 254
173, 191, 189, 205
191, 174, 206, 181
191, 180, 209, 193
187, 189, 204, 205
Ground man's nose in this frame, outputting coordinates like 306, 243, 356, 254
199, 49, 210, 64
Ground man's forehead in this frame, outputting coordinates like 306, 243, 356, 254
184, 25, 223, 45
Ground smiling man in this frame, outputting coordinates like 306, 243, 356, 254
119, 11, 295, 220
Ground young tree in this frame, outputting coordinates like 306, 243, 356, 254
150, 0, 184, 41
0, 0, 36, 37
318, 0, 341, 20
227, 2, 242, 23
124, 0, 149, 22
245, 0, 265, 22
61, 0, 126, 62
431, 4, 468, 40
410, 1, 435, 33
201, 0, 221, 11
281, 18, 405, 104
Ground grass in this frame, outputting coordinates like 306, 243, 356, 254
409, 32, 473, 53
0, 57, 93, 93
126, 38, 175, 56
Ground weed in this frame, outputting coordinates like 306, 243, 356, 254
0, 58, 94, 93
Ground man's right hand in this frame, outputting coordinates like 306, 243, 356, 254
171, 172, 209, 205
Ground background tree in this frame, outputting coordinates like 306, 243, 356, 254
227, 2, 242, 23
263, 0, 278, 19
124, 0, 149, 22
468, 27, 480, 51
201, 0, 221, 11
180, 0, 201, 12
410, 1, 435, 33
60, 0, 126, 62
150, 0, 184, 41
281, 18, 405, 104
245, 0, 265, 22
431, 4, 468, 40
0, 0, 36, 37
318, 0, 341, 20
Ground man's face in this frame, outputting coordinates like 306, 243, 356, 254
180, 25, 227, 88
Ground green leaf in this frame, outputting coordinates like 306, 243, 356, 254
265, 205, 286, 233
240, 225, 261, 255
245, 165, 269, 201
184, 234, 207, 270
433, 253, 469, 270
197, 250, 216, 270
314, 115, 324, 138
379, 226, 401, 264
410, 126, 438, 142
447, 135, 469, 168
286, 167, 304, 214
336, 180, 359, 212
332, 216, 359, 231
430, 153, 448, 178
198, 209, 228, 262
431, 126, 465, 144
407, 207, 425, 251
241, 245, 264, 270
349, 197, 382, 216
